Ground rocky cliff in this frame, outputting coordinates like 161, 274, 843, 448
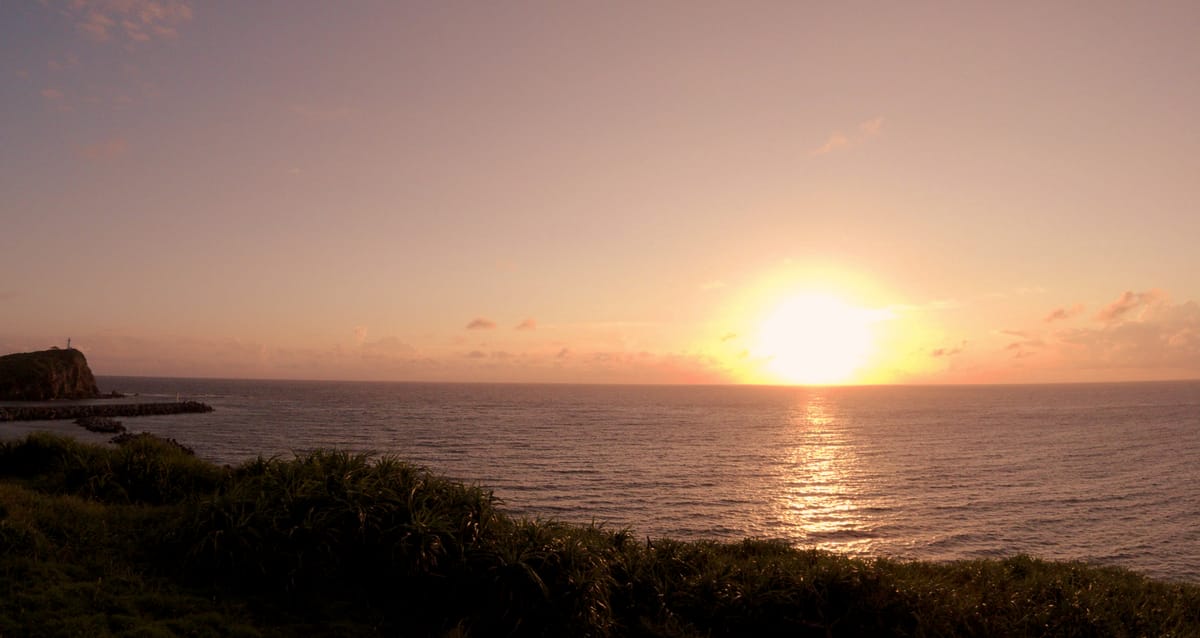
0, 348, 101, 400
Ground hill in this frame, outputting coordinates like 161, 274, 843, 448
0, 348, 100, 400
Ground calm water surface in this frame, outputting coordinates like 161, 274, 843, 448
6, 378, 1198, 583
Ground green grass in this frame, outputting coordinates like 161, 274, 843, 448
1, 433, 1198, 636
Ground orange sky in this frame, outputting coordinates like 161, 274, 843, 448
2, 2, 1199, 385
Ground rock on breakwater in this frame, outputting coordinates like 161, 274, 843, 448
75, 416, 126, 433
0, 401, 214, 422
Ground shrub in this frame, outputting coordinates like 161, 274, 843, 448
0, 432, 222, 505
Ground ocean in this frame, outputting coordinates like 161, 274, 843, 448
5, 377, 1198, 583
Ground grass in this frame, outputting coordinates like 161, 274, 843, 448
1, 433, 1198, 636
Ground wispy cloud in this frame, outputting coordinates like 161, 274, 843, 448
40, 87, 75, 112
47, 53, 81, 72
1053, 296, 1200, 373
1004, 337, 1045, 359
77, 136, 129, 161
812, 116, 885, 156
931, 342, 966, 358
858, 116, 884, 136
1096, 289, 1166, 323
812, 131, 850, 155
360, 336, 416, 358
466, 318, 497, 330
939, 289, 1200, 383
64, 0, 194, 45
1044, 303, 1084, 323
515, 318, 537, 331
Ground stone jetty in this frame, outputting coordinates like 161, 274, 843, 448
0, 401, 214, 422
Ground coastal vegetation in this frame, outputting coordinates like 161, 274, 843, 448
1, 433, 1197, 637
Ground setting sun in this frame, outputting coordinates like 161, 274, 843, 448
752, 293, 877, 385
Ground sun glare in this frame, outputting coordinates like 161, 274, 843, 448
752, 293, 876, 385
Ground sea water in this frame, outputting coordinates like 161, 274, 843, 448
6, 377, 1198, 583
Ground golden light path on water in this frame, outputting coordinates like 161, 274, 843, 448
40, 377, 1200, 582
775, 392, 874, 553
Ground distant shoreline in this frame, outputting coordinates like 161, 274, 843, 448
0, 400, 213, 422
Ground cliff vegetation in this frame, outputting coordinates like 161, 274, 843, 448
1, 433, 1197, 637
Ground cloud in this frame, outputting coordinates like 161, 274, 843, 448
812, 131, 850, 155
1001, 290, 1198, 380
47, 53, 81, 72
515, 318, 537, 331
77, 136, 129, 161
41, 87, 74, 112
77, 11, 116, 40
565, 350, 731, 384
360, 336, 416, 358
466, 318, 497, 330
858, 116, 884, 136
556, 347, 570, 359
812, 116, 885, 155
931, 342, 966, 357
353, 326, 368, 343
1044, 304, 1084, 323
926, 289, 1200, 383
65, 0, 194, 45
1095, 289, 1166, 323
466, 350, 487, 359
1005, 338, 1045, 358
720, 332, 738, 342
1055, 298, 1200, 372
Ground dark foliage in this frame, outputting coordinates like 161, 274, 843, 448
1, 433, 1198, 637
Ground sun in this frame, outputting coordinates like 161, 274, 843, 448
751, 293, 876, 385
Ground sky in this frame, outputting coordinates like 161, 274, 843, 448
2, 1, 1200, 385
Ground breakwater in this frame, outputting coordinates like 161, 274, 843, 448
0, 401, 213, 422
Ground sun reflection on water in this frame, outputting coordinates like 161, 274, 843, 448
776, 392, 873, 552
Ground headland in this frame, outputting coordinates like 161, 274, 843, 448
0, 347, 213, 422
